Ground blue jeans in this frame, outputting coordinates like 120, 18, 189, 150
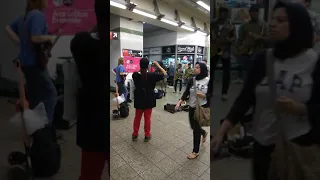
117, 82, 128, 101
23, 66, 57, 124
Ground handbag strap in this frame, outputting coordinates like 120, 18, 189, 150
192, 77, 200, 105
266, 49, 287, 137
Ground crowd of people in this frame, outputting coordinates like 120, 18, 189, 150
211, 0, 320, 180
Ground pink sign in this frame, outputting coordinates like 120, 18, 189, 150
123, 57, 141, 73
122, 49, 142, 73
45, 0, 96, 35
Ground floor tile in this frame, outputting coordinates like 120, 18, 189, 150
111, 164, 138, 180
127, 156, 153, 174
169, 167, 199, 180
183, 160, 209, 177
140, 165, 167, 180
156, 157, 181, 176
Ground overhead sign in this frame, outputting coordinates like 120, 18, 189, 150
149, 47, 162, 55
177, 45, 196, 53
197, 46, 204, 54
122, 49, 143, 57
162, 46, 176, 54
110, 31, 119, 40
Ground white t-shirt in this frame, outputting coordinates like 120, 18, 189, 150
253, 49, 317, 145
188, 77, 210, 108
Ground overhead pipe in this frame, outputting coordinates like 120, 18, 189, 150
153, 0, 165, 20
174, 10, 185, 27
191, 17, 200, 31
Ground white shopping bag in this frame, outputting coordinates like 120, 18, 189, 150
10, 103, 49, 136
112, 94, 126, 104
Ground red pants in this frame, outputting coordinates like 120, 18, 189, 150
132, 109, 152, 137
79, 150, 108, 180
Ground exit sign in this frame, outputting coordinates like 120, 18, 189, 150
110, 31, 119, 40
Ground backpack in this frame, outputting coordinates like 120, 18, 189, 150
228, 135, 254, 159
30, 125, 61, 177
164, 103, 178, 114
155, 89, 164, 99
119, 102, 129, 118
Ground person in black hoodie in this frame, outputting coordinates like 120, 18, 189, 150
175, 62, 212, 159
132, 58, 167, 142
211, 2, 320, 180
69, 0, 109, 179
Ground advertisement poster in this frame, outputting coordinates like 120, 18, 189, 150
45, 0, 96, 35
122, 49, 143, 73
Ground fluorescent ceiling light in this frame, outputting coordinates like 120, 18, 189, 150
161, 18, 178, 26
110, 1, 126, 9
196, 1, 210, 11
196, 30, 208, 36
132, 9, 157, 19
181, 25, 194, 32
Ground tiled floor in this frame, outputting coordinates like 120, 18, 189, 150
110, 86, 210, 180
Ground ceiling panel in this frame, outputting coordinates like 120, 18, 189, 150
159, 0, 210, 23
143, 23, 175, 33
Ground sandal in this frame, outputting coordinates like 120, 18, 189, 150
187, 152, 199, 159
202, 132, 208, 143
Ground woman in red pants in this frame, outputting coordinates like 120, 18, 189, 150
132, 58, 167, 142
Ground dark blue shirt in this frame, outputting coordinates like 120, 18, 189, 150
10, 10, 48, 67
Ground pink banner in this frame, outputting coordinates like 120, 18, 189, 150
45, 0, 96, 35
123, 57, 141, 73
122, 49, 142, 73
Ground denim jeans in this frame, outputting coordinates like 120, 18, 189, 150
117, 82, 128, 100
23, 66, 57, 124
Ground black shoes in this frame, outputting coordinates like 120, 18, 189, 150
132, 136, 138, 142
144, 136, 151, 142
132, 135, 151, 142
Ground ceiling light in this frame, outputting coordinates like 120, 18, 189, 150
132, 9, 157, 19
161, 18, 178, 26
196, 30, 208, 36
181, 25, 194, 32
196, 1, 210, 11
110, 1, 126, 9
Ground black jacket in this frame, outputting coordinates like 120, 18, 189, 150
133, 72, 164, 109
70, 32, 108, 152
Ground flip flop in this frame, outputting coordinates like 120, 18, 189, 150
187, 152, 199, 159
202, 132, 208, 143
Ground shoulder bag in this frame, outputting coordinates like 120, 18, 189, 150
193, 77, 210, 127
266, 49, 320, 180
